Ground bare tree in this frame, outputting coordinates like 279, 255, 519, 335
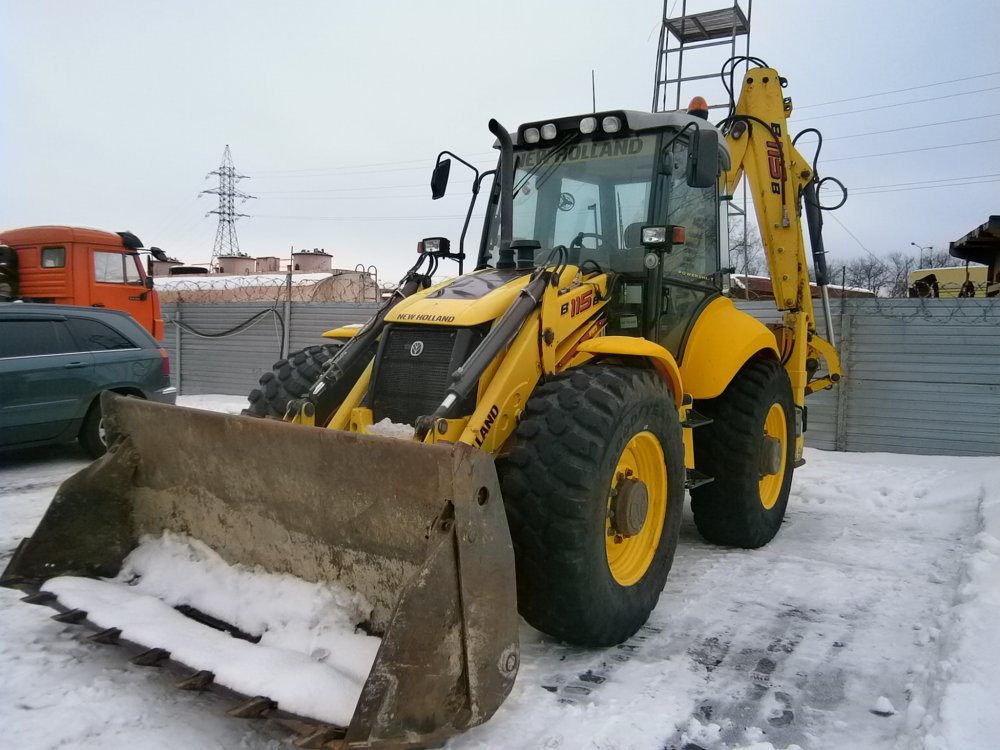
825, 261, 847, 289
921, 248, 962, 269
845, 252, 891, 295
728, 218, 766, 302
885, 251, 915, 297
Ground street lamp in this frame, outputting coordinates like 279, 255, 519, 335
911, 242, 932, 268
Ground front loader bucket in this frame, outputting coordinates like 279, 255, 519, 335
2, 392, 519, 748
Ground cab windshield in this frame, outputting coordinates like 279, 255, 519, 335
482, 130, 720, 285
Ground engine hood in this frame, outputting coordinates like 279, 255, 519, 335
385, 268, 534, 327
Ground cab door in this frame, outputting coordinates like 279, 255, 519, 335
654, 139, 723, 356
0, 317, 94, 446
90, 248, 154, 332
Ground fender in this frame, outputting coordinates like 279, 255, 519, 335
321, 324, 364, 339
679, 297, 779, 400
576, 337, 683, 408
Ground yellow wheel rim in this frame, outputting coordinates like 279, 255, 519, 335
605, 431, 668, 586
759, 402, 788, 510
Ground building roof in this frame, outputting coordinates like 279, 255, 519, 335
729, 274, 874, 299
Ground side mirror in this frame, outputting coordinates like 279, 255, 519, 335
150, 247, 169, 262
431, 159, 452, 200
144, 276, 154, 290
686, 128, 721, 188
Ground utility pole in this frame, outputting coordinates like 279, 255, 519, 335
202, 145, 256, 270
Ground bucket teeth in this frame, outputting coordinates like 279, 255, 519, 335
22, 591, 57, 606
88, 627, 122, 645
294, 725, 345, 748
131, 648, 170, 667
176, 670, 215, 691
227, 696, 276, 719
51, 608, 87, 624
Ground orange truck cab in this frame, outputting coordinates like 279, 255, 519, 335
0, 226, 165, 340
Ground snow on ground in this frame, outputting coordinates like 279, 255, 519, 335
44, 533, 380, 727
1, 396, 998, 749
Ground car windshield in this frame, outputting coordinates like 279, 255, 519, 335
482, 130, 719, 284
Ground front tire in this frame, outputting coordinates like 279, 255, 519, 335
244, 343, 343, 419
498, 365, 685, 646
690, 357, 795, 548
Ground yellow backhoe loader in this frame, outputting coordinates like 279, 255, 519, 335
3, 59, 842, 748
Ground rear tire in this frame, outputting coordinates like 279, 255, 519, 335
244, 343, 343, 419
690, 357, 795, 548
498, 365, 685, 646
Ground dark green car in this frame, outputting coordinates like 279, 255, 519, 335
0, 303, 176, 456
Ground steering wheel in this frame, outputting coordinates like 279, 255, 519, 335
570, 232, 605, 250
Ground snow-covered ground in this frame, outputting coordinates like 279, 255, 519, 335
1, 395, 998, 749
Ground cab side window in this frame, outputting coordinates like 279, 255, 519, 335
662, 141, 720, 280
65, 318, 136, 351
41, 247, 66, 268
125, 254, 143, 284
0, 320, 75, 358
94, 251, 126, 283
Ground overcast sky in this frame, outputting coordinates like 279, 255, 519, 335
3, 0, 998, 282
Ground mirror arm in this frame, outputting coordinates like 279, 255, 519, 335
436, 150, 481, 185
434, 153, 486, 275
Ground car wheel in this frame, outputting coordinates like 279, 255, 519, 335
79, 400, 108, 458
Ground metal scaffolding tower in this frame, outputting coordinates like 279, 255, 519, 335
651, 2, 754, 296
651, 1, 751, 113
202, 145, 256, 269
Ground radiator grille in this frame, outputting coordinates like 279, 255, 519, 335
372, 326, 483, 425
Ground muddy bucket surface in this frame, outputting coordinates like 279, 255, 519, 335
2, 392, 519, 748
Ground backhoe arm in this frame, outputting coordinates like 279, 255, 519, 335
721, 66, 842, 453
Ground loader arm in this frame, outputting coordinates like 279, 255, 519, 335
721, 66, 842, 454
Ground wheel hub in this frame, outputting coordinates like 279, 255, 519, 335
759, 435, 782, 475
610, 477, 649, 537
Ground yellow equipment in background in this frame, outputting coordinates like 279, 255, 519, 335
4, 59, 841, 748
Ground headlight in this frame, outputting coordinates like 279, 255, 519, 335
523, 127, 540, 144
641, 226, 668, 246
541, 123, 558, 140
580, 117, 597, 134
602, 116, 622, 133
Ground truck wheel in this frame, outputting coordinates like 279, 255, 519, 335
690, 357, 795, 548
244, 343, 342, 419
498, 365, 685, 646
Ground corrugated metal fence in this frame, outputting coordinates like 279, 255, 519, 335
162, 298, 1000, 456
736, 298, 1000, 456
162, 301, 378, 398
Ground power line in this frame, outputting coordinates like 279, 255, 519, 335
823, 113, 1000, 141
254, 179, 476, 195
254, 213, 481, 222
263, 193, 431, 201
253, 157, 444, 175
827, 212, 873, 255
795, 70, 1000, 110
820, 172, 1000, 191
839, 178, 1000, 196
795, 86, 1000, 121
822, 137, 1000, 162
253, 152, 496, 177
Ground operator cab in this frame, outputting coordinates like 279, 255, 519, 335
479, 110, 730, 357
